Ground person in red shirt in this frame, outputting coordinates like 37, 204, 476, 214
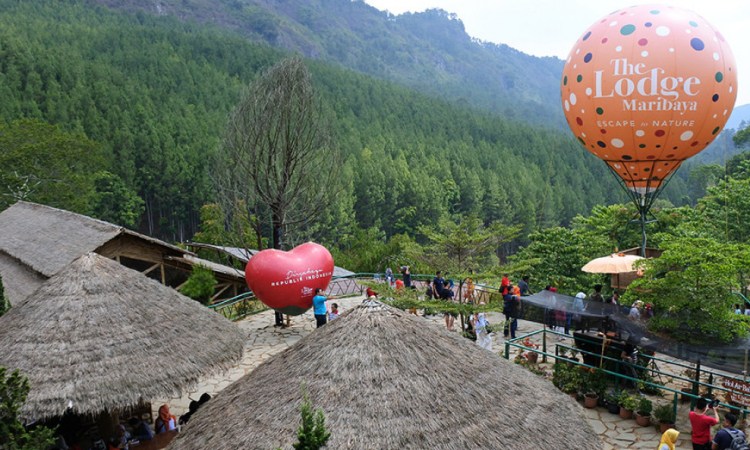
689, 397, 719, 450
498, 274, 512, 298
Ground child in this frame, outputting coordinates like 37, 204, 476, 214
328, 303, 340, 321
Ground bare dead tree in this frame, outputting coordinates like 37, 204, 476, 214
214, 56, 339, 251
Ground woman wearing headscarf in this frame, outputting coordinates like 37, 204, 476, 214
154, 404, 178, 434
657, 428, 679, 450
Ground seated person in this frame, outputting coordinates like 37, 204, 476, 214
154, 404, 177, 434
365, 286, 378, 299
128, 417, 154, 441
114, 424, 130, 448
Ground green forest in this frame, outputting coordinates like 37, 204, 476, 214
0, 1, 745, 248
0, 0, 692, 240
95, 0, 567, 126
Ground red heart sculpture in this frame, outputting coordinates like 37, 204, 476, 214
244, 242, 334, 315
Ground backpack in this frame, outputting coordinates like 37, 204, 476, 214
729, 428, 750, 450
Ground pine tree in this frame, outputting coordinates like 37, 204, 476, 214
292, 391, 330, 450
0, 367, 55, 449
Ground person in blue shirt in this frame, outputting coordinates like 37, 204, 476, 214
312, 288, 331, 328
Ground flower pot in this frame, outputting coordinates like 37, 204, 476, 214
619, 407, 633, 419
526, 352, 539, 364
680, 388, 693, 403
659, 421, 675, 433
584, 393, 599, 409
635, 412, 651, 426
607, 402, 620, 414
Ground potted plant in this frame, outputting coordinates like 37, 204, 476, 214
581, 369, 606, 409
618, 391, 637, 419
652, 403, 676, 433
604, 390, 621, 414
583, 391, 598, 408
635, 397, 652, 426
520, 337, 540, 363
552, 362, 582, 398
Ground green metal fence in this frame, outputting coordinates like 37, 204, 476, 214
504, 328, 750, 420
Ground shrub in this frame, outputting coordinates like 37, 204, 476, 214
618, 392, 638, 410
179, 264, 217, 304
552, 362, 583, 394
652, 403, 676, 423
636, 397, 653, 415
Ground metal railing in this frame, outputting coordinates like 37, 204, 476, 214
504, 328, 750, 419
208, 273, 382, 320
208, 292, 265, 320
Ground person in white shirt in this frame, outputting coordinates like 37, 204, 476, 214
471, 304, 492, 351
629, 301, 642, 320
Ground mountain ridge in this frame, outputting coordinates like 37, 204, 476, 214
91, 0, 567, 128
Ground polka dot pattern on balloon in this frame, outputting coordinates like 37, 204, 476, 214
561, 4, 737, 192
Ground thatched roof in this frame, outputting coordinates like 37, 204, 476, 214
0, 201, 184, 278
0, 252, 46, 306
169, 301, 601, 450
0, 201, 246, 305
0, 253, 245, 420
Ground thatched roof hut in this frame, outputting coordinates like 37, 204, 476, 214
0, 253, 245, 420
0, 201, 185, 279
169, 301, 601, 450
0, 201, 246, 305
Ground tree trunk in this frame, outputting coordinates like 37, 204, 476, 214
272, 211, 283, 250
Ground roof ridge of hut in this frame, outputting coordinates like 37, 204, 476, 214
0, 202, 194, 274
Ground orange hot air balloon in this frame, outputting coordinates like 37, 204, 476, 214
561, 4, 737, 195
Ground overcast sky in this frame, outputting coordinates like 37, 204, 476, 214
363, 0, 749, 106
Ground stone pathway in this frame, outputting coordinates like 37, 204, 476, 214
157, 295, 696, 449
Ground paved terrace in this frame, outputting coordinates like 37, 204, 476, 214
158, 295, 697, 449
